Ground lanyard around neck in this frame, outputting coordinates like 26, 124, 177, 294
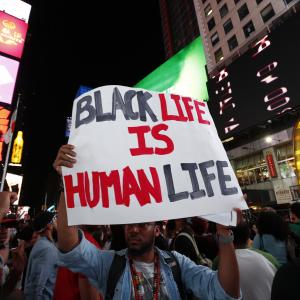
129, 252, 161, 300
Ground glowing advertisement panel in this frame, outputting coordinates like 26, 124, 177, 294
135, 37, 209, 101
0, 55, 19, 104
0, 11, 28, 58
0, 0, 31, 23
207, 13, 300, 140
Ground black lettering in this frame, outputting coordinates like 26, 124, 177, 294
124, 90, 139, 120
137, 91, 158, 122
163, 164, 189, 202
112, 87, 130, 121
75, 95, 96, 129
216, 161, 238, 195
95, 90, 113, 121
181, 163, 205, 199
198, 160, 216, 197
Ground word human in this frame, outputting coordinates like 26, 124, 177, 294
75, 87, 210, 128
63, 160, 238, 209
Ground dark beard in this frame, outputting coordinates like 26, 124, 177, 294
127, 236, 155, 257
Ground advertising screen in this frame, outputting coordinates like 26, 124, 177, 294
0, 11, 28, 58
0, 55, 19, 104
135, 37, 209, 101
0, 0, 31, 23
207, 13, 300, 140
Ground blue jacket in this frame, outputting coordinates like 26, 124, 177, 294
58, 231, 241, 300
24, 236, 59, 300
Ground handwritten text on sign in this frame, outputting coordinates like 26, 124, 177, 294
63, 85, 244, 225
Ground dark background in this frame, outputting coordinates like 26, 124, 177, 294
207, 11, 300, 142
11, 1, 165, 208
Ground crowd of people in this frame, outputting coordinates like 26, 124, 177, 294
0, 144, 299, 300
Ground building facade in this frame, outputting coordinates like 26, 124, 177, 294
159, 0, 200, 58
193, 0, 299, 75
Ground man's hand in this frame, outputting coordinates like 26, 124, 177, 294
0, 192, 18, 222
53, 144, 76, 175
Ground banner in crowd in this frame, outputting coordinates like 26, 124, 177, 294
63, 85, 246, 225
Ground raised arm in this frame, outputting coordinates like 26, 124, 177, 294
53, 144, 79, 252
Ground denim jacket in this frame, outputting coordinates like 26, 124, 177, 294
24, 236, 59, 300
58, 231, 241, 300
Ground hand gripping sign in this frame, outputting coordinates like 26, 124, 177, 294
62, 85, 247, 226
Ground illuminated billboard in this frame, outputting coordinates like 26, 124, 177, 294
0, 11, 28, 58
0, 0, 31, 23
0, 55, 19, 104
135, 37, 209, 101
207, 12, 300, 140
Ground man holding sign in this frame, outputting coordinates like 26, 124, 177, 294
56, 85, 245, 299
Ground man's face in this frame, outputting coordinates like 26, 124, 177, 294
124, 222, 159, 257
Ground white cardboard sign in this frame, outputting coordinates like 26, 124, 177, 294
62, 85, 246, 225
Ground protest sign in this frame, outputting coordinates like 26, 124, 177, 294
62, 85, 247, 225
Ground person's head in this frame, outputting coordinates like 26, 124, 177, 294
256, 211, 288, 241
124, 222, 160, 257
290, 202, 300, 223
191, 217, 209, 235
33, 211, 56, 237
232, 222, 250, 248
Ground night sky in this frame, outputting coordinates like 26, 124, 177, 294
16, 1, 165, 208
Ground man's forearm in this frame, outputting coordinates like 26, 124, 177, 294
218, 242, 240, 298
57, 192, 79, 252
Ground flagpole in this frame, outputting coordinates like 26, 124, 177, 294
0, 93, 21, 192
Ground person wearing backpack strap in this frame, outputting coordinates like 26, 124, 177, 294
54, 144, 242, 300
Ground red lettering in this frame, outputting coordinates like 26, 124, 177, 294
64, 173, 87, 208
252, 35, 271, 58
194, 101, 210, 125
100, 170, 123, 207
159, 93, 188, 122
137, 167, 162, 204
152, 124, 174, 155
257, 62, 278, 84
84, 171, 100, 208
182, 97, 194, 121
123, 166, 149, 207
128, 126, 153, 156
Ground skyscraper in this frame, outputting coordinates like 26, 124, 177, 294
159, 0, 200, 59
193, 0, 300, 75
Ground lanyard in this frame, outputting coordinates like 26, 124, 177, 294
129, 252, 161, 300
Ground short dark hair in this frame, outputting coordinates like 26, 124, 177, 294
232, 222, 250, 247
290, 202, 300, 219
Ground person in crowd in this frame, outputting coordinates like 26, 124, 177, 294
213, 222, 277, 300
191, 217, 219, 260
271, 257, 300, 300
54, 144, 242, 300
53, 225, 102, 300
289, 202, 300, 237
154, 221, 169, 251
109, 225, 128, 251
252, 211, 288, 265
173, 218, 212, 267
24, 211, 58, 300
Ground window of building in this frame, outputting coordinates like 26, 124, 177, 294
207, 17, 216, 31
223, 18, 233, 34
214, 47, 224, 63
204, 4, 213, 17
243, 20, 255, 38
235, 152, 270, 186
238, 3, 249, 20
260, 3, 275, 23
227, 35, 238, 51
219, 3, 229, 18
211, 32, 220, 46
276, 143, 296, 179
256, 0, 263, 4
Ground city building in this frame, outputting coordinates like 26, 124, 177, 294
193, 0, 299, 75
206, 4, 300, 207
159, 0, 200, 58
